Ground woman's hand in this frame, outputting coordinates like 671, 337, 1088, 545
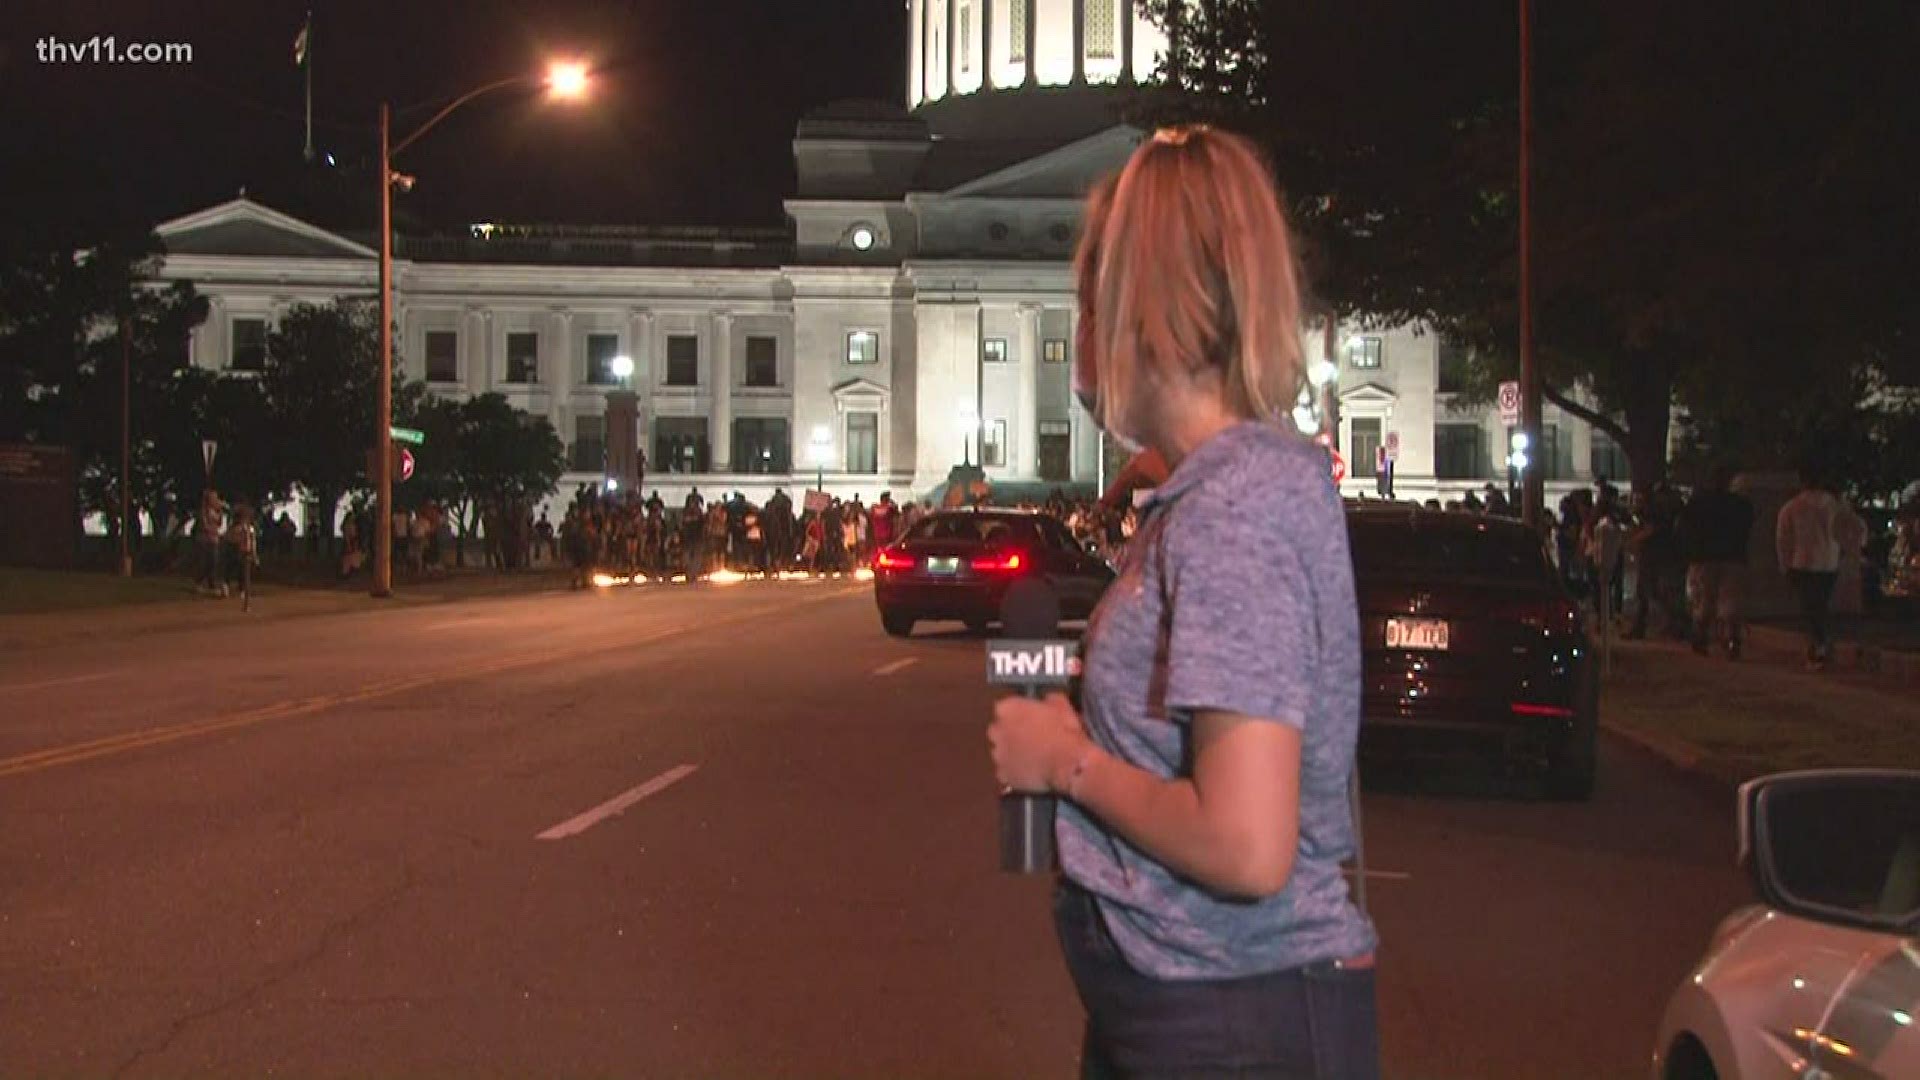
989, 692, 1092, 794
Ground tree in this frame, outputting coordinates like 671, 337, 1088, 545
0, 230, 213, 545
259, 300, 407, 544
454, 392, 564, 562
1138, 0, 1920, 494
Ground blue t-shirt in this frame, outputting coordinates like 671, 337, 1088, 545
1056, 421, 1378, 980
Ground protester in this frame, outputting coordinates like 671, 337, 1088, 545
1776, 468, 1845, 669
196, 488, 228, 596
987, 129, 1378, 1078
1678, 466, 1755, 658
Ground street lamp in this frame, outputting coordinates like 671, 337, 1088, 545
806, 423, 834, 493
609, 355, 634, 384
373, 60, 590, 598
957, 404, 978, 467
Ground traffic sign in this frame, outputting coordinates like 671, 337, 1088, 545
1498, 381, 1521, 426
1384, 431, 1400, 463
389, 425, 426, 446
1329, 448, 1347, 485
397, 447, 415, 483
200, 439, 218, 478
1375, 446, 1388, 473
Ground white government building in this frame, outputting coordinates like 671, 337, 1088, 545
154, 0, 1624, 519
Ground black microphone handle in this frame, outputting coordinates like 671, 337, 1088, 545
1000, 679, 1058, 874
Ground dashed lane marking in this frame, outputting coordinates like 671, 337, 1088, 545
0, 671, 112, 695
535, 764, 699, 840
872, 658, 920, 677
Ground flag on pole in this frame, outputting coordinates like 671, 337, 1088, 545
294, 13, 313, 161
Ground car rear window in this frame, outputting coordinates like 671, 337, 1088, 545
904, 515, 1037, 545
1348, 517, 1554, 582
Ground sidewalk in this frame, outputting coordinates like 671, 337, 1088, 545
1600, 638, 1920, 792
0, 567, 575, 652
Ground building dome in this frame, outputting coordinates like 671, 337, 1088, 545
907, 1, 1171, 118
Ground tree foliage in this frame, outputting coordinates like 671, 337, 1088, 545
1138, 0, 1920, 496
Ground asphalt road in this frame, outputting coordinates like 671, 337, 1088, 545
0, 582, 1750, 1078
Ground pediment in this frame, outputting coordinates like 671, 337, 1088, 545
831, 377, 891, 404
1340, 382, 1399, 407
940, 126, 1143, 199
157, 198, 375, 260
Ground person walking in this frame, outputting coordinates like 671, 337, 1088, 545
1777, 469, 1845, 669
196, 488, 228, 596
988, 128, 1377, 1079
1678, 466, 1755, 658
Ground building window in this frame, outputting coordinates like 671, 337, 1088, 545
230, 317, 267, 372
1043, 338, 1067, 364
571, 414, 605, 473
587, 333, 622, 386
847, 330, 879, 365
960, 1, 972, 72
425, 331, 459, 383
1009, 0, 1027, 62
1590, 428, 1631, 483
1350, 418, 1382, 477
983, 338, 1009, 364
654, 416, 710, 474
1537, 423, 1575, 482
745, 335, 778, 388
506, 332, 539, 384
731, 418, 790, 475
1435, 423, 1493, 480
1038, 421, 1071, 481
1086, 0, 1116, 59
1347, 336, 1383, 370
1438, 338, 1472, 394
983, 418, 1008, 468
847, 411, 879, 474
666, 335, 699, 387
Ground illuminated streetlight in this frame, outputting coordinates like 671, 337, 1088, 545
610, 355, 634, 382
547, 61, 590, 99
1308, 359, 1339, 388
807, 423, 834, 492
371, 60, 591, 598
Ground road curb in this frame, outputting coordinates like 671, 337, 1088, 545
1600, 718, 1747, 796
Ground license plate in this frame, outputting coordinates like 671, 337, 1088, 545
1386, 617, 1450, 651
926, 557, 961, 575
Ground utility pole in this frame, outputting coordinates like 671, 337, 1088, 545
1519, 0, 1543, 529
119, 315, 132, 577
373, 101, 395, 598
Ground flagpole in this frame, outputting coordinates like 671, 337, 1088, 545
301, 9, 312, 160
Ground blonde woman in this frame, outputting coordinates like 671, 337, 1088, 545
989, 127, 1378, 1078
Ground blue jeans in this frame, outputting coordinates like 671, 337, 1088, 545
1053, 882, 1379, 1080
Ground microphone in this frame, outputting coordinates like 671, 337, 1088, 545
988, 578, 1078, 874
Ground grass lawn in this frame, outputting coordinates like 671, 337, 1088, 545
0, 566, 200, 615
1604, 642, 1920, 779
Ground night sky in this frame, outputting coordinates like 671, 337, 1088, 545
3, 0, 908, 239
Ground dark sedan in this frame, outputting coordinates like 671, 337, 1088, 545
872, 509, 1114, 637
1348, 504, 1599, 800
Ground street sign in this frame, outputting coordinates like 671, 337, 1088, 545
389, 425, 426, 445
1384, 431, 1400, 463
1376, 446, 1388, 474
1329, 448, 1347, 485
1498, 381, 1521, 426
397, 447, 415, 483
200, 439, 218, 478
804, 489, 831, 514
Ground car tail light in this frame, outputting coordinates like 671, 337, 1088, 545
873, 547, 915, 572
1511, 702, 1576, 719
969, 550, 1025, 573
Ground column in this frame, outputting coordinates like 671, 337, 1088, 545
910, 0, 924, 106
203, 295, 226, 370
1017, 303, 1041, 477
1072, 0, 1086, 85
465, 307, 490, 394
946, 0, 958, 97
548, 307, 572, 450
629, 309, 654, 456
1024, 0, 1037, 86
710, 311, 733, 472
982, 0, 995, 90
1120, 0, 1135, 83
1069, 307, 1098, 482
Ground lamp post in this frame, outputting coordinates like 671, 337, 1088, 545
807, 424, 834, 494
957, 404, 978, 467
372, 61, 589, 598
